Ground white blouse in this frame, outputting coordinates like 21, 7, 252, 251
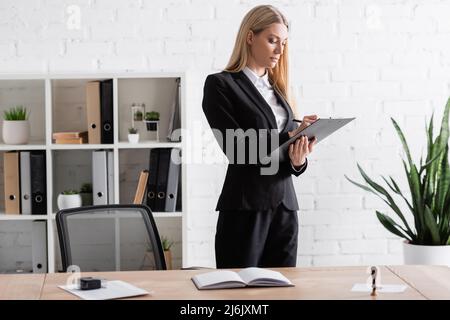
243, 66, 305, 171
242, 66, 288, 133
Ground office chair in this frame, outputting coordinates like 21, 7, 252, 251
56, 204, 166, 272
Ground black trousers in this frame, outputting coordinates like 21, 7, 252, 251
215, 202, 298, 268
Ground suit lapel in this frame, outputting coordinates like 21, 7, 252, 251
233, 71, 277, 129
273, 88, 294, 133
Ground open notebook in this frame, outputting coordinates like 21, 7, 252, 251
192, 267, 294, 290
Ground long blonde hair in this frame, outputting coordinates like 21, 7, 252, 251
225, 5, 296, 115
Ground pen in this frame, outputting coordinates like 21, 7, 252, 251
370, 266, 377, 297
293, 119, 302, 123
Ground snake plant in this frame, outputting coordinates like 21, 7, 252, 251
345, 98, 450, 245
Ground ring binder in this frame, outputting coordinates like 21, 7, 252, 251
4, 151, 21, 214
30, 151, 47, 215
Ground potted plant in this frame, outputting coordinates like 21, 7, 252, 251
128, 127, 139, 144
346, 98, 450, 266
79, 183, 93, 206
131, 103, 144, 122
57, 189, 82, 210
144, 111, 160, 131
134, 110, 143, 121
161, 236, 174, 270
2, 105, 30, 144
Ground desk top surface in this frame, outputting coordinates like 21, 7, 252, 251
37, 265, 450, 300
0, 273, 45, 300
2, 265, 450, 300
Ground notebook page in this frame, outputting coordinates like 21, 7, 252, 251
192, 270, 245, 288
238, 268, 292, 286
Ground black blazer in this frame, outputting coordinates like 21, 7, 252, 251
202, 70, 307, 211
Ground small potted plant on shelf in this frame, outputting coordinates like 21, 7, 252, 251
161, 236, 174, 270
79, 183, 93, 206
134, 110, 143, 121
57, 189, 82, 210
144, 111, 160, 131
128, 127, 139, 144
2, 105, 30, 145
132, 103, 144, 122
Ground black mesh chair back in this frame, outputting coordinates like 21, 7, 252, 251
56, 204, 166, 272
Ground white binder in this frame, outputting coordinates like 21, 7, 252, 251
92, 150, 108, 205
165, 148, 181, 212
20, 151, 32, 215
32, 220, 47, 273
107, 150, 114, 204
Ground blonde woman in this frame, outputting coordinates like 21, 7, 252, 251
202, 5, 317, 268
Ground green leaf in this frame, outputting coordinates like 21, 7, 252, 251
391, 118, 413, 168
423, 116, 436, 206
409, 164, 423, 216
436, 148, 450, 213
423, 205, 441, 244
356, 164, 414, 237
440, 187, 450, 238
402, 159, 423, 238
382, 175, 415, 214
419, 145, 446, 175
439, 98, 450, 144
376, 211, 412, 241
345, 175, 375, 194
346, 173, 417, 238
426, 113, 434, 163
434, 99, 450, 201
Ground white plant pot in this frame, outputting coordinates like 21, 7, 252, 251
403, 241, 450, 266
2, 120, 29, 144
57, 194, 82, 210
128, 133, 139, 144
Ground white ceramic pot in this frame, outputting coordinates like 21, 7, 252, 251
403, 241, 450, 266
128, 133, 139, 144
57, 194, 82, 210
2, 120, 29, 144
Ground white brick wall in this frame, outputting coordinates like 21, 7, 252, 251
1, 0, 450, 269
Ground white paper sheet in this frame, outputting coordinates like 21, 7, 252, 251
351, 283, 408, 293
59, 280, 150, 300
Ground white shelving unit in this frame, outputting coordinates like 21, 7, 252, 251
0, 73, 187, 273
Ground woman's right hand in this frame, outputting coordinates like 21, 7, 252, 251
288, 114, 318, 138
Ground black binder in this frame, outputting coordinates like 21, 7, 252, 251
155, 148, 170, 212
165, 148, 181, 212
30, 151, 47, 215
176, 165, 182, 211
100, 79, 113, 144
146, 149, 160, 211
167, 78, 181, 142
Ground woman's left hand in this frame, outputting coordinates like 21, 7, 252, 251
289, 136, 317, 168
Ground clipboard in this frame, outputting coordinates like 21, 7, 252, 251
269, 117, 356, 162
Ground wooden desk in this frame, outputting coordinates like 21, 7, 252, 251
387, 265, 450, 300
0, 273, 45, 300
37, 265, 450, 300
